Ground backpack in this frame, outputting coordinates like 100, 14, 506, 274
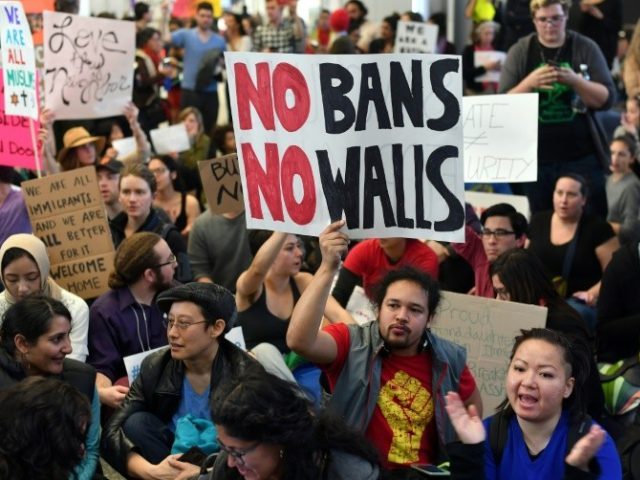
488, 409, 592, 464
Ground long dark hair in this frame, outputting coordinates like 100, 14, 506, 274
211, 371, 378, 479
498, 328, 591, 417
0, 376, 90, 479
490, 248, 564, 309
0, 295, 72, 357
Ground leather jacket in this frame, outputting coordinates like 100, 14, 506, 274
102, 339, 263, 474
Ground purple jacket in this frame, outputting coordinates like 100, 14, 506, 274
87, 287, 168, 382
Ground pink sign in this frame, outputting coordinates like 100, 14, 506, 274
0, 70, 39, 169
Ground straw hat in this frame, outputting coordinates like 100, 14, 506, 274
56, 127, 106, 164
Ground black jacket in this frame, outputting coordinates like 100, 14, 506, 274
0, 347, 96, 400
102, 339, 263, 474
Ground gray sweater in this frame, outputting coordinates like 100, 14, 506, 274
606, 172, 640, 244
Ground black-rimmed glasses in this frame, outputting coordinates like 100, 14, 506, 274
218, 440, 260, 466
154, 254, 177, 268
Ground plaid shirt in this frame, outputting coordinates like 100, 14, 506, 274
253, 19, 295, 53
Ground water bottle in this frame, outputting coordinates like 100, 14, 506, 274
572, 64, 590, 114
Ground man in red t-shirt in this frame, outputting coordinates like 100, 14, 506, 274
288, 221, 482, 474
331, 237, 439, 307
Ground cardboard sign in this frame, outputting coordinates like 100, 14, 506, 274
473, 51, 507, 83
150, 123, 190, 155
22, 166, 116, 299
226, 52, 465, 242
0, 70, 39, 169
432, 291, 547, 416
463, 94, 538, 183
43, 12, 135, 119
0, 1, 38, 119
198, 153, 244, 214
394, 21, 438, 54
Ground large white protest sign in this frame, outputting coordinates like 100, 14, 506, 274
394, 21, 438, 54
43, 12, 135, 119
463, 93, 538, 183
473, 51, 507, 83
0, 2, 38, 119
150, 123, 190, 155
432, 291, 547, 416
226, 52, 465, 242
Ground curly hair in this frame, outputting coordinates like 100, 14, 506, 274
0, 376, 90, 480
211, 371, 378, 479
372, 266, 441, 319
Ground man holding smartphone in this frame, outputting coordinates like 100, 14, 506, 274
499, 0, 614, 217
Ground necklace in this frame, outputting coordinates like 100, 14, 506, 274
537, 37, 565, 66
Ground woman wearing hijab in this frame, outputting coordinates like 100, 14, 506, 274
0, 234, 90, 362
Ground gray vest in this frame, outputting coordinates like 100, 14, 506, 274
328, 321, 468, 460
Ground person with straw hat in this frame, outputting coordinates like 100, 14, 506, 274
56, 126, 106, 172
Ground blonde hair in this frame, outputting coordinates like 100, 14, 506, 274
529, 0, 571, 15
627, 21, 640, 79
178, 107, 204, 137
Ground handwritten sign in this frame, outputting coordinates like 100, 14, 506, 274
463, 94, 538, 183
226, 326, 246, 351
473, 51, 507, 83
0, 1, 38, 119
432, 291, 547, 416
150, 123, 190, 155
0, 70, 39, 169
43, 12, 135, 119
394, 21, 438, 54
198, 153, 244, 214
226, 52, 465, 242
22, 166, 116, 299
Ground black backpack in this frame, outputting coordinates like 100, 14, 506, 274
489, 409, 592, 464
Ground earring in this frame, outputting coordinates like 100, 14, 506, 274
279, 449, 284, 459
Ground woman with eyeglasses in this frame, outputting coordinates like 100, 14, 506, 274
206, 370, 379, 480
499, 0, 615, 217
149, 155, 201, 238
528, 174, 619, 331
103, 282, 262, 480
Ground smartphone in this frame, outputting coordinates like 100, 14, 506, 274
410, 464, 451, 476
546, 59, 560, 68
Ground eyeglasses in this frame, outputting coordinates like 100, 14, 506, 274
150, 167, 167, 175
154, 254, 177, 268
167, 318, 208, 330
218, 440, 260, 466
481, 228, 516, 239
534, 14, 565, 25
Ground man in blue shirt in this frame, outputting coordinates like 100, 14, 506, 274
163, 2, 226, 134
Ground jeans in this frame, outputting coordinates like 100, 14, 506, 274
122, 411, 174, 465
